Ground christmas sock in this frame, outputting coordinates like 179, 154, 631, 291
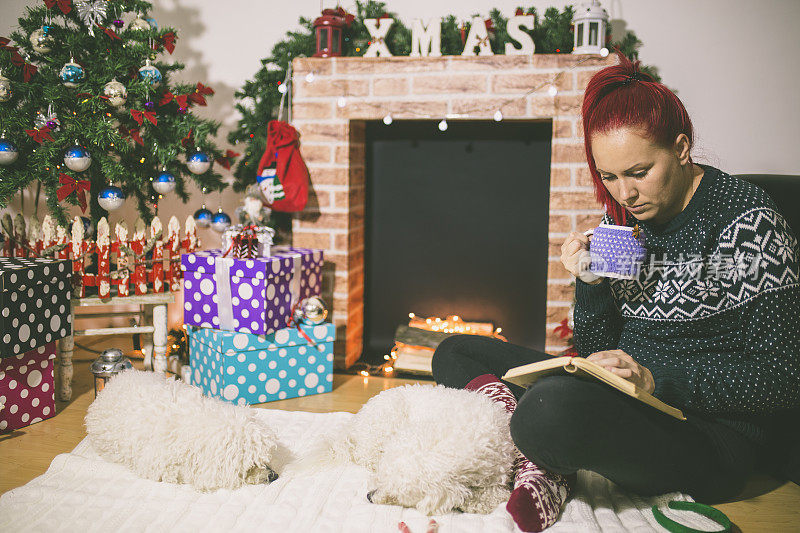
464, 374, 572, 533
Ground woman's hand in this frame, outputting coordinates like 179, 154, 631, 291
586, 349, 655, 394
560, 231, 601, 284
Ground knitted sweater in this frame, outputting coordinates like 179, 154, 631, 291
573, 164, 800, 448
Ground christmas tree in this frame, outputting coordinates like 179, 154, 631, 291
227, 1, 657, 192
0, 0, 234, 226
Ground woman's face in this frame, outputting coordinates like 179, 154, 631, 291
590, 126, 693, 225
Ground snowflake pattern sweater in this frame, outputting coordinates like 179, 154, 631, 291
573, 164, 800, 447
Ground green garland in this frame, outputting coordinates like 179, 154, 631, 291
0, 0, 229, 226
228, 1, 660, 192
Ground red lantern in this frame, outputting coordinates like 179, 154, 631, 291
313, 7, 354, 58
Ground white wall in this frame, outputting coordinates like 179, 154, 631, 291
2, 0, 799, 228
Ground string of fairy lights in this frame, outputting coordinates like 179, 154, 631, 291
276, 48, 610, 131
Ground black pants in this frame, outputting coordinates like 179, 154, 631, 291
431, 334, 759, 503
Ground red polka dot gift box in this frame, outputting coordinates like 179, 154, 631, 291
0, 257, 72, 357
186, 322, 334, 405
181, 246, 323, 336
0, 342, 57, 432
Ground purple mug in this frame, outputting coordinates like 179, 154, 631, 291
585, 223, 646, 279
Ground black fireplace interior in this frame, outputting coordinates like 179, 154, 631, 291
362, 120, 552, 366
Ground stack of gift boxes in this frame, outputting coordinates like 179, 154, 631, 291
182, 242, 334, 406
1, 257, 73, 432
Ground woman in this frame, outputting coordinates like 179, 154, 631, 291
431, 52, 800, 533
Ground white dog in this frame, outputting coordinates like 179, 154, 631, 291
301, 384, 515, 515
85, 370, 283, 492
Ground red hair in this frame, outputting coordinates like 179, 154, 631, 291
581, 50, 694, 225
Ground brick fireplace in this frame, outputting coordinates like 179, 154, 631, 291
289, 53, 618, 368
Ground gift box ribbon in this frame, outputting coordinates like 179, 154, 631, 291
213, 251, 302, 332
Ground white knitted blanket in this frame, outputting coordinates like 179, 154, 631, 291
0, 408, 722, 532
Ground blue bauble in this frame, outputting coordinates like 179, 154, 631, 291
186, 151, 211, 175
0, 139, 19, 165
152, 170, 176, 194
193, 207, 213, 229
144, 17, 158, 30
138, 61, 162, 89
63, 145, 92, 172
211, 211, 231, 233
98, 185, 126, 211
59, 60, 85, 88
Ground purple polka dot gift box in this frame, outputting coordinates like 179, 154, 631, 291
1, 257, 73, 358
186, 322, 334, 405
0, 342, 57, 432
181, 246, 323, 336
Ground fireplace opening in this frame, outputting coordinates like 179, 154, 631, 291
361, 120, 553, 368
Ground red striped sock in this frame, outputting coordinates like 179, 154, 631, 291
464, 374, 572, 532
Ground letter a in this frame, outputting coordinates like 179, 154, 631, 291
461, 16, 494, 57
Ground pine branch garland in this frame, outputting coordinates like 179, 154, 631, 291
227, 1, 660, 194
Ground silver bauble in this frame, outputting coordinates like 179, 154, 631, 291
127, 16, 151, 31
64, 145, 92, 172
293, 296, 328, 325
59, 59, 85, 88
103, 78, 127, 107
0, 71, 11, 102
29, 27, 54, 53
98, 185, 126, 211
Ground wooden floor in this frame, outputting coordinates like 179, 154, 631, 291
2, 336, 799, 532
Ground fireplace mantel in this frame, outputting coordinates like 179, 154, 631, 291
289, 53, 618, 368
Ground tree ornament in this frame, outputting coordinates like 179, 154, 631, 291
103, 78, 127, 107
127, 15, 151, 31
29, 25, 54, 54
137, 59, 162, 88
0, 133, 19, 165
143, 100, 155, 111
112, 19, 124, 29
186, 150, 211, 174
98, 184, 125, 211
59, 55, 85, 87
144, 17, 158, 30
211, 210, 231, 233
64, 144, 92, 172
193, 206, 213, 228
75, 0, 107, 36
292, 296, 328, 325
35, 105, 60, 131
152, 169, 176, 194
177, 106, 187, 115
0, 69, 11, 102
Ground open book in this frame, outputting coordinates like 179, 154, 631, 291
501, 356, 686, 421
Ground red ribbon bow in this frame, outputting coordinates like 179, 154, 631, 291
554, 318, 573, 340
96, 24, 121, 40
180, 129, 193, 148
215, 149, 240, 170
130, 109, 157, 126
22, 63, 37, 82
25, 127, 53, 143
189, 82, 214, 106
118, 126, 144, 146
57, 173, 90, 212
44, 0, 72, 14
161, 32, 176, 54
159, 91, 189, 108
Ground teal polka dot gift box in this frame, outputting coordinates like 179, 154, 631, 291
187, 323, 334, 405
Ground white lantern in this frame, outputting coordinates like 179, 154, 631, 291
572, 0, 609, 55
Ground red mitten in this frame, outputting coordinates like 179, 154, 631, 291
256, 120, 310, 212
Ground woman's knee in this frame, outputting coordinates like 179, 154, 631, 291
509, 376, 594, 473
431, 334, 471, 386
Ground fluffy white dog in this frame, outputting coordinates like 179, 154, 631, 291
85, 370, 283, 492
301, 384, 515, 515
